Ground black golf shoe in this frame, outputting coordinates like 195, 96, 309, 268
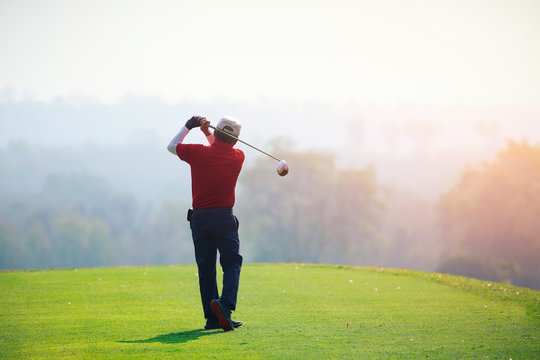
204, 318, 242, 330
210, 299, 235, 331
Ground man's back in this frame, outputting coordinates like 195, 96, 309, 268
176, 141, 244, 209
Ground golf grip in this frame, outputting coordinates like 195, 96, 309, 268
207, 124, 281, 162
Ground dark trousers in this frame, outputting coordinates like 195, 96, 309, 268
190, 208, 243, 320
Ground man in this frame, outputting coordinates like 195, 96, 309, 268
167, 115, 244, 332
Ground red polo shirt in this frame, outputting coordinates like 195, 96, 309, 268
176, 141, 244, 209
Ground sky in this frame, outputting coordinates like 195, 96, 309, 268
1, 0, 539, 107
1, 0, 540, 199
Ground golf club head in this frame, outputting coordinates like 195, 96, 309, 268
277, 160, 289, 176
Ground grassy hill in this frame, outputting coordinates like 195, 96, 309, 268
1, 263, 538, 359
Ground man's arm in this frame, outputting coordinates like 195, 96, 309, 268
167, 116, 206, 155
167, 126, 190, 155
200, 119, 215, 145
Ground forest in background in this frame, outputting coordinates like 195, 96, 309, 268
1, 138, 538, 289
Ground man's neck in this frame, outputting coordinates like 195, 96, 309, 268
213, 140, 234, 148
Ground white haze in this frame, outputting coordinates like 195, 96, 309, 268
1, 0, 539, 199
1, 0, 539, 106
2, 95, 539, 200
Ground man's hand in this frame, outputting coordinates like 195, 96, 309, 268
200, 119, 212, 136
185, 116, 206, 130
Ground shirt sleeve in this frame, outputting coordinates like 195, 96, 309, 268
176, 143, 207, 164
167, 126, 190, 155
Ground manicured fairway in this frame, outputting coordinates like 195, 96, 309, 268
1, 264, 538, 359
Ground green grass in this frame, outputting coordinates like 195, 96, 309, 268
1, 263, 538, 359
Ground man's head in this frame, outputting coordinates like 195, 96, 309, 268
215, 116, 242, 144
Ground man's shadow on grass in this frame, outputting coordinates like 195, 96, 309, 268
119, 329, 221, 344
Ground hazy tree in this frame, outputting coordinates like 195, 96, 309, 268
1, 173, 125, 268
0, 171, 197, 269
437, 140, 540, 288
236, 139, 385, 265
136, 201, 194, 265
380, 191, 441, 271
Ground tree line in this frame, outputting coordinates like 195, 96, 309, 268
436, 140, 540, 288
0, 140, 539, 289
0, 173, 195, 268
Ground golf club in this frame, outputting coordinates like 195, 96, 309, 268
207, 124, 289, 176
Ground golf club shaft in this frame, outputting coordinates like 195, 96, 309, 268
208, 124, 281, 162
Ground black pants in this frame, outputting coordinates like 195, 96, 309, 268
190, 208, 243, 320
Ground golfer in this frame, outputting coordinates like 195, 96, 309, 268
167, 115, 244, 332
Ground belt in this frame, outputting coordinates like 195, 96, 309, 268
193, 207, 233, 214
